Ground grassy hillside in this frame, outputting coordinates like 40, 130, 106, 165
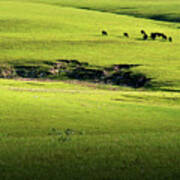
1, 79, 180, 180
0, 0, 180, 89
19, 0, 180, 22
1, 0, 180, 179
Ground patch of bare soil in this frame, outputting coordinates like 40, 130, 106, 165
0, 59, 151, 88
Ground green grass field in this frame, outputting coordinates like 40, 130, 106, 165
0, 0, 180, 179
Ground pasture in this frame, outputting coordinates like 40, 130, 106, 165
0, 0, 180, 179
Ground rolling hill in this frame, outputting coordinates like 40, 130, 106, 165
0, 0, 180, 179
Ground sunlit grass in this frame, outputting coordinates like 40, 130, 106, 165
1, 0, 180, 179
1, 79, 180, 179
0, 0, 180, 89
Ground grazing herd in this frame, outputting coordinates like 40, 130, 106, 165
101, 30, 173, 42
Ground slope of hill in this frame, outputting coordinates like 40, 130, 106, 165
1, 79, 180, 180
0, 0, 180, 90
0, 0, 180, 179
19, 0, 180, 22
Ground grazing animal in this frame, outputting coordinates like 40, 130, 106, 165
141, 30, 145, 34
151, 33, 156, 40
151, 32, 168, 41
169, 37, 172, 42
162, 34, 167, 40
102, 30, 108, 36
143, 33, 148, 40
156, 33, 162, 37
123, 32, 129, 38
140, 30, 148, 40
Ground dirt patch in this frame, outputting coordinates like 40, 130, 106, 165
14, 65, 51, 78
46, 59, 150, 88
0, 59, 151, 88
0, 65, 16, 78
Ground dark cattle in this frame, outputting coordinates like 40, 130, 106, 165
169, 37, 172, 42
155, 33, 162, 37
143, 33, 148, 40
123, 32, 129, 38
151, 33, 156, 40
141, 30, 145, 34
151, 32, 168, 41
102, 30, 108, 36
161, 34, 167, 40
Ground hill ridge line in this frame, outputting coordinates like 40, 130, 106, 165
6, 0, 179, 24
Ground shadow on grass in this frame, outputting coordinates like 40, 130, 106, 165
49, 60, 150, 88
149, 14, 180, 23
135, 38, 169, 42
2, 59, 178, 90
0, 59, 151, 88
146, 80, 177, 92
79, 6, 135, 12
159, 89, 180, 93
68, 5, 180, 23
